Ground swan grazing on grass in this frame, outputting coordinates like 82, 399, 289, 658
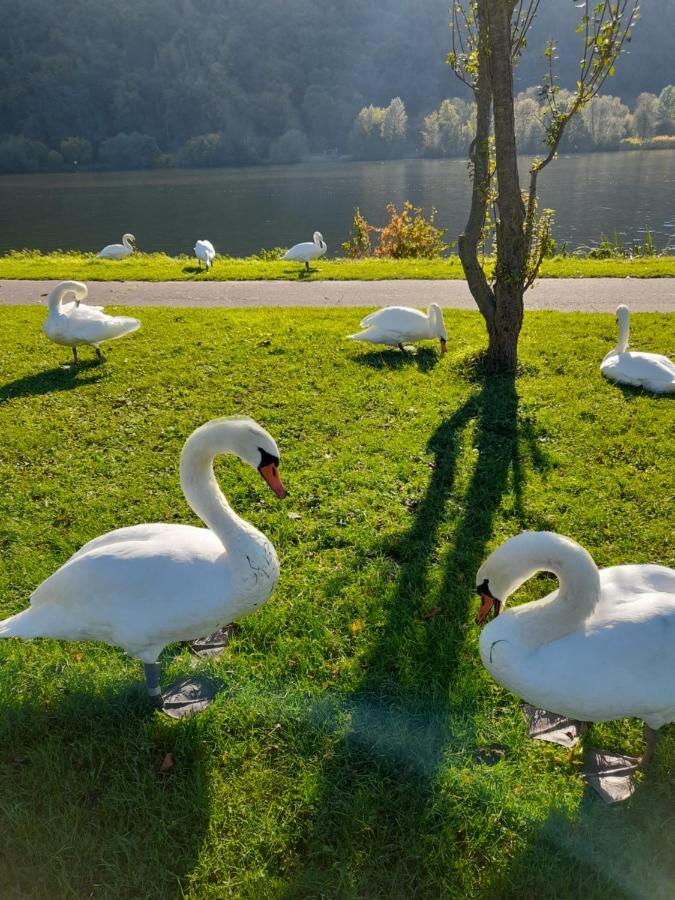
0, 417, 286, 717
97, 233, 136, 260
282, 231, 327, 271
194, 239, 215, 270
475, 532, 675, 802
348, 304, 448, 353
43, 281, 140, 365
600, 304, 675, 393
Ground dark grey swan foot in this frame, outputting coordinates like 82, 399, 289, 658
144, 663, 216, 718
521, 703, 585, 748
189, 624, 238, 659
582, 725, 658, 804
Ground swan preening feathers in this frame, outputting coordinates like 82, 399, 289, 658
97, 233, 136, 259
601, 304, 675, 393
282, 231, 327, 271
43, 281, 140, 364
476, 532, 675, 800
348, 304, 448, 353
0, 417, 286, 716
194, 239, 216, 270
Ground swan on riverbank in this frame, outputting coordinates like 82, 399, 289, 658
282, 231, 326, 271
194, 239, 215, 270
0, 417, 287, 717
348, 304, 447, 353
97, 233, 136, 259
601, 304, 675, 393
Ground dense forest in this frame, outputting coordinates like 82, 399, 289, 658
0, 0, 673, 173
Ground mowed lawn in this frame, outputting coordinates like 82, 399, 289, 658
0, 306, 673, 899
1, 250, 675, 281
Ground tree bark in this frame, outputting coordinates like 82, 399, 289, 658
486, 0, 525, 372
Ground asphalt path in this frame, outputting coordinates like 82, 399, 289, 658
1, 278, 673, 312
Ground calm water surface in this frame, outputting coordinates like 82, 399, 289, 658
0, 151, 673, 257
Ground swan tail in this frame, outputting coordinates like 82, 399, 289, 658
107, 317, 141, 339
0, 605, 78, 640
0, 607, 46, 639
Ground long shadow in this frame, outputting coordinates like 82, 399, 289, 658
284, 371, 550, 896
0, 680, 209, 898
0, 361, 105, 403
352, 346, 441, 373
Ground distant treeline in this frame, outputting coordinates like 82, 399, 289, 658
0, 0, 674, 174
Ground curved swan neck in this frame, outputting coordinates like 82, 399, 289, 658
48, 281, 86, 313
179, 423, 256, 549
496, 533, 601, 644
608, 307, 630, 356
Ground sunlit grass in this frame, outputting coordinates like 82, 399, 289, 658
0, 307, 673, 898
1, 249, 674, 281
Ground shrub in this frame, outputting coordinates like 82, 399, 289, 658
341, 208, 376, 258
269, 129, 309, 164
60, 136, 93, 165
98, 132, 161, 170
342, 203, 449, 259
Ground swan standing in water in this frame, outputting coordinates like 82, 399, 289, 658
43, 281, 140, 365
0, 417, 286, 717
282, 231, 327, 272
600, 304, 675, 393
194, 239, 215, 270
475, 532, 675, 802
97, 233, 136, 260
348, 304, 448, 354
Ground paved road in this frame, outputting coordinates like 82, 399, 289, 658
1, 278, 673, 312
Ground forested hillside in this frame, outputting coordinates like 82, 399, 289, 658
0, 0, 672, 173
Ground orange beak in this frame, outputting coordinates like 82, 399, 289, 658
440, 338, 447, 355
259, 463, 287, 498
475, 593, 494, 625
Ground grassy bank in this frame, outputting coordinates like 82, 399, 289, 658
1, 249, 675, 281
1, 307, 673, 898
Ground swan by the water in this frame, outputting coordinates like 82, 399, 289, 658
194, 239, 215, 270
97, 233, 136, 260
0, 417, 286, 716
282, 231, 327, 271
348, 304, 448, 353
600, 304, 675, 393
42, 281, 140, 365
475, 532, 675, 800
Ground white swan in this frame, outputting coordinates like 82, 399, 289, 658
97, 233, 136, 260
194, 239, 215, 270
475, 532, 675, 800
0, 417, 286, 717
348, 304, 448, 354
282, 231, 327, 271
43, 281, 140, 365
600, 304, 675, 393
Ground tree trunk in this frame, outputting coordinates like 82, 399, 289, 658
486, 0, 526, 373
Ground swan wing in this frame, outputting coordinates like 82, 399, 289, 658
63, 307, 140, 342
97, 244, 131, 259
283, 242, 316, 261
359, 306, 428, 329
601, 351, 675, 392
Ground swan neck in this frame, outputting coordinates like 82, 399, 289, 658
179, 431, 250, 549
617, 312, 630, 353
504, 536, 601, 644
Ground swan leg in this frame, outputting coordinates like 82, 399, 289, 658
144, 661, 216, 718
305, 260, 309, 271
641, 724, 658, 767
144, 662, 164, 709
94, 346, 103, 362
72, 346, 79, 366
522, 703, 584, 747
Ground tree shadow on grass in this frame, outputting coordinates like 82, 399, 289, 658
284, 370, 551, 896
0, 680, 209, 899
0, 360, 105, 403
352, 346, 441, 373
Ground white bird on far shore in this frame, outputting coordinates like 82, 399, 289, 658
282, 231, 326, 272
97, 233, 136, 260
194, 239, 216, 270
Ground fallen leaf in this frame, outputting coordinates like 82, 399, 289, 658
349, 619, 364, 635
71, 651, 83, 663
160, 752, 175, 772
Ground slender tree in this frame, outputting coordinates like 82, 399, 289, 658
448, 1, 640, 372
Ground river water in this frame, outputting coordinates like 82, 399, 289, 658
0, 151, 673, 257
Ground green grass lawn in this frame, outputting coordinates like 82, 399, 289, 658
1, 249, 675, 281
0, 307, 673, 899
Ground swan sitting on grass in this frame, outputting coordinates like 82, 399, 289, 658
348, 304, 448, 354
0, 417, 287, 718
475, 531, 675, 802
97, 233, 136, 260
42, 281, 140, 365
600, 304, 675, 393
